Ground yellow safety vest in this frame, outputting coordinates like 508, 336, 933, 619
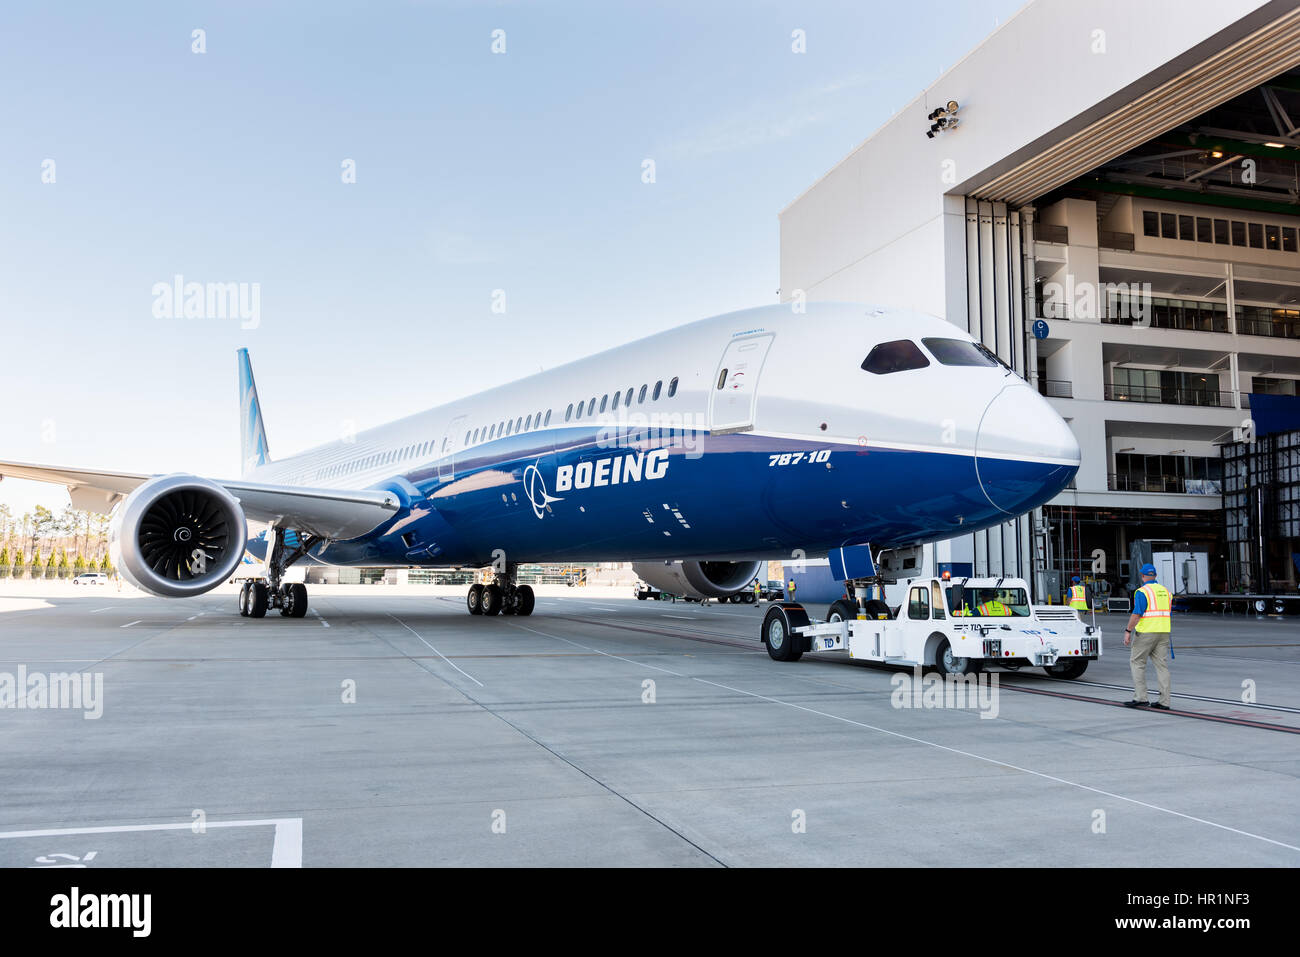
1068, 585, 1088, 610
978, 601, 1008, 616
1135, 583, 1171, 633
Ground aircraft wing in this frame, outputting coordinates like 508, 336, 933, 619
0, 460, 400, 541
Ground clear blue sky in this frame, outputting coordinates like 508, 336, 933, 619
0, 0, 1025, 515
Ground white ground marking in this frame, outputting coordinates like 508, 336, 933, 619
662, 615, 697, 620
386, 614, 482, 687
692, 676, 1300, 854
311, 609, 330, 628
186, 616, 197, 621
509, 622, 685, 677
119, 620, 142, 628
0, 818, 303, 867
90, 607, 114, 613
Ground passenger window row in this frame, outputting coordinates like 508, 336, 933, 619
564, 376, 679, 423
298, 374, 685, 483
1142, 209, 1299, 252
468, 408, 553, 448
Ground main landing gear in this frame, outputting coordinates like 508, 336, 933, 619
237, 526, 320, 619
466, 563, 535, 617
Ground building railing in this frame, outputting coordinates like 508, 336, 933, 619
1108, 473, 1223, 495
1103, 296, 1231, 333
1035, 223, 1069, 245
1098, 230, 1135, 251
1103, 383, 1233, 407
1038, 378, 1073, 398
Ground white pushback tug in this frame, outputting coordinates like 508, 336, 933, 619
760, 547, 1101, 678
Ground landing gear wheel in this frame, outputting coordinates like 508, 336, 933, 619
280, 583, 308, 618
827, 599, 858, 623
481, 584, 502, 616
248, 583, 269, 619
763, 603, 809, 662
862, 599, 892, 620
933, 637, 973, 676
467, 583, 484, 615
1045, 658, 1088, 680
516, 585, 535, 617
238, 582, 252, 617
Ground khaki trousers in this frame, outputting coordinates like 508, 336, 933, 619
1130, 631, 1171, 706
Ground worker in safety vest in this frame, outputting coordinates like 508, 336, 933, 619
787, 578, 796, 601
1068, 576, 1089, 616
977, 597, 1010, 616
752, 579, 762, 603
1123, 564, 1172, 710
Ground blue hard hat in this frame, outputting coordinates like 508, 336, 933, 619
1071, 576, 1080, 583
1140, 564, 1157, 577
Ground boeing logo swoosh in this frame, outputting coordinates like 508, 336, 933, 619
523, 462, 563, 519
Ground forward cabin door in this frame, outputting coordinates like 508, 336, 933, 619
708, 333, 775, 434
438, 414, 468, 482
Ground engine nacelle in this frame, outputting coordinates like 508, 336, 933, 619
110, 474, 248, 598
632, 560, 763, 600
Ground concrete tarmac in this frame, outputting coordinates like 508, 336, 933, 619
1, 583, 1297, 867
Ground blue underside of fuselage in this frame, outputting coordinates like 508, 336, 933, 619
245, 428, 1076, 567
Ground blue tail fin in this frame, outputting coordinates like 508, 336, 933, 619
237, 348, 271, 475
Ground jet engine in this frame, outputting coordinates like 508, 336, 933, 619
110, 474, 248, 598
631, 560, 763, 600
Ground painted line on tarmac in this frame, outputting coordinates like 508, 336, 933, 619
691, 675, 1300, 855
119, 620, 142, 629
508, 622, 686, 677
386, 614, 482, 687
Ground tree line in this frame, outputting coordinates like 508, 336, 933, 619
0, 503, 115, 578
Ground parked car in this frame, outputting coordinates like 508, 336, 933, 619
73, 572, 109, 585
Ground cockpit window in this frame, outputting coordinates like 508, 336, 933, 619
922, 337, 999, 367
861, 340, 930, 375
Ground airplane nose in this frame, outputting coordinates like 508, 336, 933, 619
975, 383, 1080, 514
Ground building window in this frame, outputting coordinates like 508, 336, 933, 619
1160, 213, 1176, 238
1283, 227, 1298, 253
1143, 211, 1159, 237
1196, 217, 1212, 243
1249, 222, 1264, 248
1214, 219, 1229, 244
1232, 221, 1247, 246
1266, 225, 1281, 251
1178, 214, 1194, 240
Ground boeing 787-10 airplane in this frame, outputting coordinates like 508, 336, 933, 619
1, 303, 1079, 620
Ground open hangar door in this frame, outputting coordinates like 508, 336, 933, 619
951, 7, 1300, 598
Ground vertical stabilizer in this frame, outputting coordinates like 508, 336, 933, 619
237, 348, 271, 476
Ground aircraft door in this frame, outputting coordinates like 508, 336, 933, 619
709, 333, 775, 434
438, 414, 468, 482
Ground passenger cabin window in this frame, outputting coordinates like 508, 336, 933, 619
525, 414, 532, 430
668, 377, 678, 398
599, 395, 608, 413
544, 409, 552, 426
565, 403, 573, 422
922, 337, 998, 367
638, 384, 647, 403
862, 340, 930, 375
624, 387, 633, 406
652, 380, 662, 401
612, 390, 621, 410
907, 586, 930, 620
